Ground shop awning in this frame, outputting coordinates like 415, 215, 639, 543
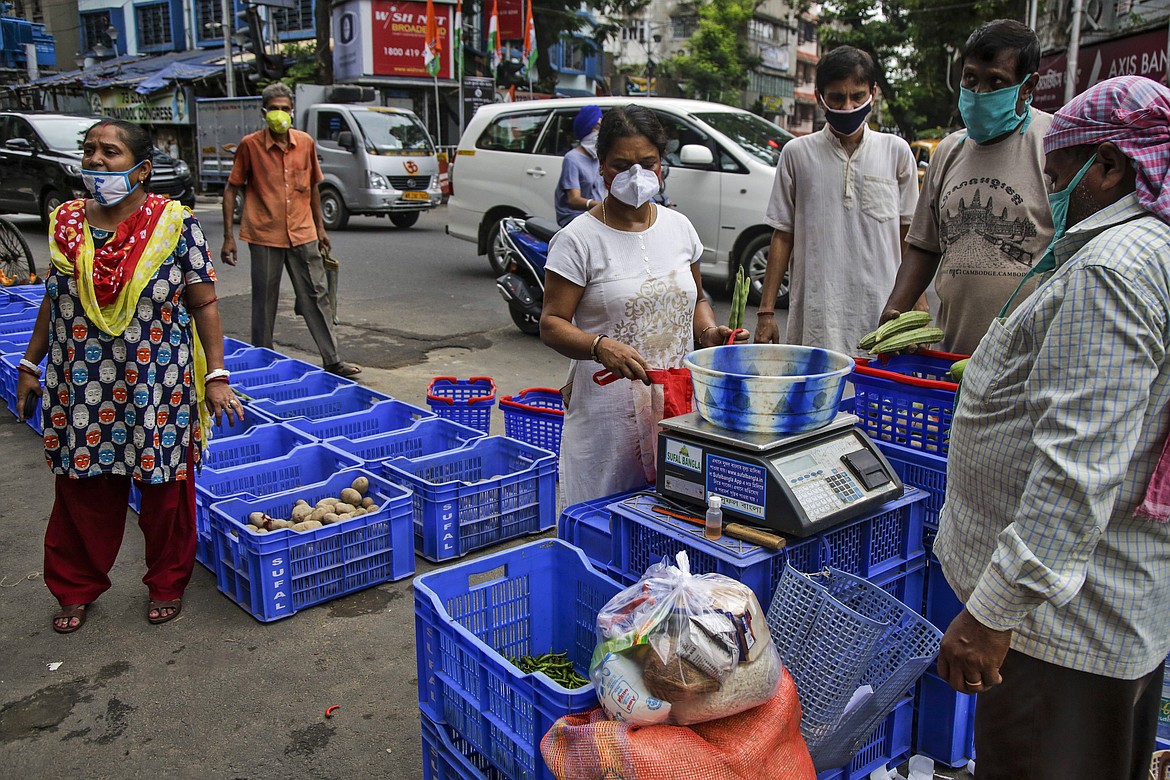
23, 48, 226, 94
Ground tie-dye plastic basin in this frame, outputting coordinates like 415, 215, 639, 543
683, 344, 853, 434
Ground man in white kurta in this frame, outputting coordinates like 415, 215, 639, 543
754, 46, 918, 356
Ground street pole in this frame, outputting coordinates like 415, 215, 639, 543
222, 0, 235, 97
433, 75, 442, 146
1027, 0, 1037, 30
1064, 0, 1083, 104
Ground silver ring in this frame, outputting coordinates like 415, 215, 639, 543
965, 679, 983, 687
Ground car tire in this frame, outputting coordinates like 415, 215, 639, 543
741, 232, 789, 310
486, 217, 518, 276
389, 212, 419, 229
509, 304, 542, 336
320, 186, 349, 231
40, 188, 64, 229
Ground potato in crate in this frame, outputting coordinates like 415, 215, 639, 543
209, 470, 414, 621
414, 539, 623, 780
381, 435, 556, 562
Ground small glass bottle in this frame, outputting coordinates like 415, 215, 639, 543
705, 495, 723, 540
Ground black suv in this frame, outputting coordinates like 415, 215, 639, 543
0, 112, 195, 225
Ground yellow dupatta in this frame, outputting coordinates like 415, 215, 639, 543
49, 198, 212, 451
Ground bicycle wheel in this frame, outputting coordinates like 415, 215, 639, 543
0, 217, 35, 285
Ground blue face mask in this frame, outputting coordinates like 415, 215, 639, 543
959, 73, 1033, 144
82, 159, 145, 207
998, 152, 1097, 320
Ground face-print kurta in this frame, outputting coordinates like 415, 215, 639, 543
41, 215, 216, 482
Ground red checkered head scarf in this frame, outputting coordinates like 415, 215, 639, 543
1043, 75, 1170, 224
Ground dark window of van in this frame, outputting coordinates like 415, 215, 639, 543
534, 109, 579, 156
476, 111, 549, 153
316, 111, 349, 147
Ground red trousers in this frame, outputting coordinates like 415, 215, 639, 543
44, 473, 197, 606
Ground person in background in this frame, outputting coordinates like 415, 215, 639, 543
935, 76, 1170, 779
540, 105, 746, 506
754, 45, 917, 356
15, 119, 242, 633
220, 81, 360, 377
879, 19, 1054, 355
554, 105, 606, 227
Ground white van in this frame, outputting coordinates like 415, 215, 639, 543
445, 97, 795, 304
300, 102, 443, 230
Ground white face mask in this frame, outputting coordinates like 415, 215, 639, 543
581, 130, 599, 157
82, 160, 145, 207
608, 163, 660, 208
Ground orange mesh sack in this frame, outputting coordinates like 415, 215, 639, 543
588, 551, 782, 726
540, 665, 816, 780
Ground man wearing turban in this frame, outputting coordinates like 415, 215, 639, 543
555, 105, 606, 227
935, 75, 1170, 779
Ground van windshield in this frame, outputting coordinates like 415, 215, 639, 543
693, 112, 793, 167
353, 109, 434, 154
34, 117, 99, 152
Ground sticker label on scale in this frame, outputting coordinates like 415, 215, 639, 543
664, 474, 704, 502
664, 439, 704, 473
706, 455, 766, 519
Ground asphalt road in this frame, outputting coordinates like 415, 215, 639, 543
0, 202, 794, 779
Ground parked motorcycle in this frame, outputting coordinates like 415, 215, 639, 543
495, 215, 559, 336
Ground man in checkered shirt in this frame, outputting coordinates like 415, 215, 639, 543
935, 75, 1170, 778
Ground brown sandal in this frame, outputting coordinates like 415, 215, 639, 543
52, 603, 89, 634
147, 598, 182, 625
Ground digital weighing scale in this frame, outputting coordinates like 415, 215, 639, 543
656, 411, 903, 538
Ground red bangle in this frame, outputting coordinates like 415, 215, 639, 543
205, 376, 230, 384
17, 365, 41, 378
189, 295, 218, 310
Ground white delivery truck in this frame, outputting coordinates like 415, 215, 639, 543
195, 85, 442, 230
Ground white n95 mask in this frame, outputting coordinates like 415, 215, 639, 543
608, 164, 660, 208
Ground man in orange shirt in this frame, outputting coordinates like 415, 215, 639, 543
221, 82, 360, 376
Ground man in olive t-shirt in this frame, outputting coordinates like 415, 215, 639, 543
881, 20, 1055, 356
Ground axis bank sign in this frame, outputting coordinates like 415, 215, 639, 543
1034, 27, 1168, 111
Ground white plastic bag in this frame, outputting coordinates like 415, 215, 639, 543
589, 551, 782, 725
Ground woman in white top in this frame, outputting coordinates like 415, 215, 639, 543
541, 105, 748, 506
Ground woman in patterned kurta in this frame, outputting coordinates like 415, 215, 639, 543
15, 120, 242, 633
541, 106, 748, 507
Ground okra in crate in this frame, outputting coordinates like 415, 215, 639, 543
209, 470, 414, 621
381, 436, 556, 562
414, 539, 623, 780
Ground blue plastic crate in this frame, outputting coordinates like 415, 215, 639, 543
414, 539, 623, 780
250, 385, 396, 421
235, 370, 355, 402
0, 319, 34, 338
499, 388, 563, 475
209, 469, 414, 621
8, 284, 46, 302
326, 417, 484, 464
915, 671, 976, 768
222, 336, 251, 355
0, 338, 29, 354
556, 488, 646, 574
421, 714, 505, 780
230, 358, 320, 390
874, 441, 948, 532
203, 422, 316, 471
1, 353, 43, 421
426, 376, 496, 434
223, 347, 284, 373
607, 489, 928, 608
285, 399, 434, 441
815, 696, 915, 780
850, 350, 966, 457
206, 404, 277, 441
381, 436, 557, 562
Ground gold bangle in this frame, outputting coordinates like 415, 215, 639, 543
590, 334, 607, 361
698, 326, 716, 346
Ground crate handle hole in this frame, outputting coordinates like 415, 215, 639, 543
468, 565, 507, 588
